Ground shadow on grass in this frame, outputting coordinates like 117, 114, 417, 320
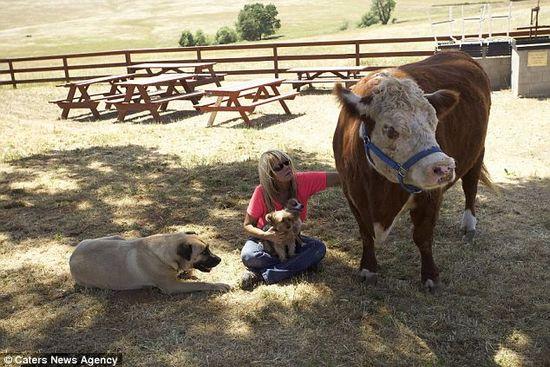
0, 145, 333, 248
210, 113, 305, 130
297, 88, 334, 96
262, 34, 284, 41
0, 259, 443, 366
0, 144, 548, 365
70, 109, 119, 122
122, 108, 202, 124
69, 108, 202, 124
0, 145, 254, 248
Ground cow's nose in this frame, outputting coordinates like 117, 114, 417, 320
433, 166, 451, 176
431, 160, 455, 177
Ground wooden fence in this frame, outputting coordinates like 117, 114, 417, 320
0, 30, 546, 88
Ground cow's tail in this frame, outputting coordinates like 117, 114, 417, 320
479, 162, 499, 194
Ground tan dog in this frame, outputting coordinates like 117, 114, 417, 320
69, 232, 230, 294
263, 198, 304, 261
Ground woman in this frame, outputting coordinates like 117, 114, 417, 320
240, 149, 340, 290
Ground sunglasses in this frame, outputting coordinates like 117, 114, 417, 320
272, 159, 291, 172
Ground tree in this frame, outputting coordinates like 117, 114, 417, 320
236, 3, 281, 41
179, 30, 195, 47
357, 0, 396, 28
215, 26, 238, 44
370, 0, 396, 25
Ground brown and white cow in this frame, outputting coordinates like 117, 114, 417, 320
333, 51, 493, 291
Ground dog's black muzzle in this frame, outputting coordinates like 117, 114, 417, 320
193, 255, 221, 272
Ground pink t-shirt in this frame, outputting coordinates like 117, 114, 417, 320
246, 171, 327, 229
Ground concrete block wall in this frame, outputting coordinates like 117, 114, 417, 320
511, 42, 550, 98
474, 56, 511, 90
438, 47, 511, 91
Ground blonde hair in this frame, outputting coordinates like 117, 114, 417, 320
258, 150, 297, 212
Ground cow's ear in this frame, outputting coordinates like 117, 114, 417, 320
334, 83, 372, 119
425, 89, 460, 120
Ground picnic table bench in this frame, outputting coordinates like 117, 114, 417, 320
127, 62, 224, 87
284, 66, 369, 91
113, 73, 204, 122
49, 73, 135, 119
196, 78, 299, 127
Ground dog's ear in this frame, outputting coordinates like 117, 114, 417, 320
177, 242, 193, 261
265, 213, 274, 225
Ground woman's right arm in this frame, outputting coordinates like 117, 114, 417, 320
243, 213, 280, 241
243, 213, 268, 239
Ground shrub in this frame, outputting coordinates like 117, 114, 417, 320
194, 30, 209, 46
338, 20, 349, 31
179, 30, 195, 47
358, 11, 379, 28
215, 26, 238, 44
236, 3, 281, 41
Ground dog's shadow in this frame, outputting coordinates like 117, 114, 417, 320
73, 284, 221, 305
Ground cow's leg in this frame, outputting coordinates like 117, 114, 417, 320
344, 190, 377, 284
460, 149, 484, 244
410, 192, 442, 293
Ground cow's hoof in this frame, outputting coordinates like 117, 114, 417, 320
359, 269, 378, 285
462, 229, 476, 244
424, 279, 439, 293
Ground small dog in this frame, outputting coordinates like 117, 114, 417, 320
69, 232, 230, 294
263, 198, 304, 261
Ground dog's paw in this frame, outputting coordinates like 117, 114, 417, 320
213, 283, 231, 292
177, 270, 197, 280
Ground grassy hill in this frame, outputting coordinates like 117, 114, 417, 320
1, 0, 548, 57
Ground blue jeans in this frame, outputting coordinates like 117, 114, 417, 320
240, 235, 326, 284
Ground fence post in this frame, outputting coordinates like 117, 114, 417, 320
8, 60, 16, 88
125, 52, 132, 73
355, 42, 360, 66
273, 47, 279, 78
197, 49, 202, 61
62, 57, 70, 82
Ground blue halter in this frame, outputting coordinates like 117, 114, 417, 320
359, 122, 442, 194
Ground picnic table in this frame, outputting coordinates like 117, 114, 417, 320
112, 73, 204, 122
49, 74, 135, 119
284, 65, 369, 90
127, 62, 224, 87
196, 78, 299, 127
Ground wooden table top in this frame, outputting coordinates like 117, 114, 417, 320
116, 73, 195, 86
203, 78, 285, 94
128, 62, 216, 70
63, 73, 134, 87
286, 66, 369, 73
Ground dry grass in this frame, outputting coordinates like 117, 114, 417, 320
0, 81, 549, 366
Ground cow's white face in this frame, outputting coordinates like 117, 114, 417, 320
336, 74, 459, 190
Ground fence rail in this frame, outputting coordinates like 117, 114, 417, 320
0, 30, 546, 87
